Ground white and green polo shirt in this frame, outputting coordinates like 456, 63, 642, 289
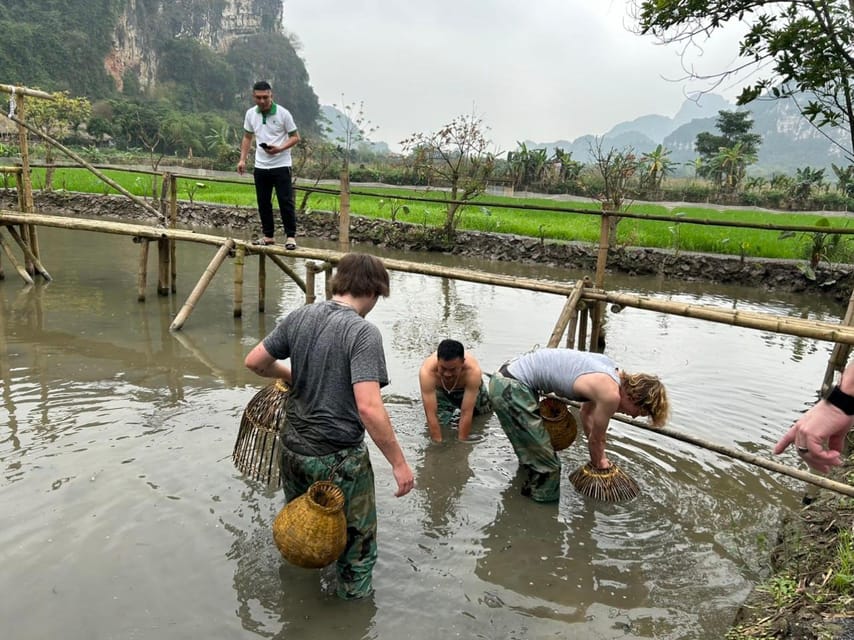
243, 102, 298, 169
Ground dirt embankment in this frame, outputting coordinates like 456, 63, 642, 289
4, 190, 854, 305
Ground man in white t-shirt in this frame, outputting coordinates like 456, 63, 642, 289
237, 80, 301, 249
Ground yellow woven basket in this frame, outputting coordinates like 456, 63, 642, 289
539, 397, 578, 451
272, 480, 347, 568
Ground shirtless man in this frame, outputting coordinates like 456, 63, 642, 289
419, 339, 492, 442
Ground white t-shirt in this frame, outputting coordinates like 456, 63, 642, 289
243, 103, 298, 169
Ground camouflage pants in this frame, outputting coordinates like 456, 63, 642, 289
280, 441, 377, 599
487, 372, 561, 502
436, 380, 493, 426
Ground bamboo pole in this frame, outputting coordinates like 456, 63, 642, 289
547, 279, 586, 348
2, 113, 165, 222
305, 264, 317, 304
234, 243, 245, 318
580, 289, 854, 345
137, 238, 150, 302
823, 286, 854, 392
258, 254, 266, 312
577, 304, 588, 351
0, 84, 53, 99
12, 92, 38, 275
566, 279, 592, 349
602, 409, 854, 498
169, 240, 236, 331
169, 174, 178, 293
0, 229, 34, 284
266, 254, 307, 292
157, 236, 169, 296
323, 262, 333, 300
5, 225, 51, 280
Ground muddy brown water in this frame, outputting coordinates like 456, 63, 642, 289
0, 226, 842, 639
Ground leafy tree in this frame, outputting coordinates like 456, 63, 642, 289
638, 144, 674, 197
694, 110, 762, 186
832, 163, 854, 197
709, 142, 758, 193
26, 91, 93, 190
400, 113, 497, 238
789, 166, 826, 208
635, 0, 854, 162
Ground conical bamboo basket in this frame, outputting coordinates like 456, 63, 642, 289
568, 462, 640, 502
232, 379, 290, 489
539, 397, 578, 451
273, 480, 348, 568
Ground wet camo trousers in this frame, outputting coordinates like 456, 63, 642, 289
487, 372, 561, 502
436, 381, 492, 426
280, 441, 377, 599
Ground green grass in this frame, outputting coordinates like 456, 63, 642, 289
18, 166, 854, 263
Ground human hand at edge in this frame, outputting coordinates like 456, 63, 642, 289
392, 462, 415, 497
773, 400, 853, 473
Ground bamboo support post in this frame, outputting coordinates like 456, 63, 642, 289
323, 262, 333, 299
136, 238, 150, 302
577, 303, 589, 351
589, 211, 611, 352
266, 254, 307, 292
305, 263, 318, 304
547, 279, 586, 348
566, 278, 592, 349
170, 239, 236, 331
258, 254, 266, 312
4, 225, 51, 280
822, 285, 854, 393
234, 244, 245, 318
157, 236, 170, 296
168, 173, 178, 293
0, 229, 34, 284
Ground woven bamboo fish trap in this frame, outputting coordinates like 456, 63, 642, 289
568, 462, 640, 502
539, 397, 578, 451
273, 480, 348, 568
232, 379, 290, 489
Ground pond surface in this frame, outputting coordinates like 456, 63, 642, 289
0, 226, 843, 639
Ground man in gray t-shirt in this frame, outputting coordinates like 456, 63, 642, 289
245, 253, 414, 599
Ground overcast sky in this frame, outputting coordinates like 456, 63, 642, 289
282, 0, 748, 152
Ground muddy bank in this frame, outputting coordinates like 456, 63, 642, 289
3, 190, 854, 304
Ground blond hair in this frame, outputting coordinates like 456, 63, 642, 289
620, 371, 669, 428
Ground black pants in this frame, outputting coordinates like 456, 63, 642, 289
253, 166, 296, 238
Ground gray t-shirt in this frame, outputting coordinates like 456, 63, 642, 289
505, 348, 619, 400
263, 300, 389, 455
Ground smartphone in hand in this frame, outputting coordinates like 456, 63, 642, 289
260, 142, 270, 150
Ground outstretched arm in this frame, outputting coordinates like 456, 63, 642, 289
354, 380, 414, 497
575, 373, 621, 469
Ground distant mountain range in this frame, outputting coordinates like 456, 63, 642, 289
519, 93, 850, 176
325, 94, 850, 176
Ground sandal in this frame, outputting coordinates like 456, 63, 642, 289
285, 239, 297, 250
251, 237, 275, 246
